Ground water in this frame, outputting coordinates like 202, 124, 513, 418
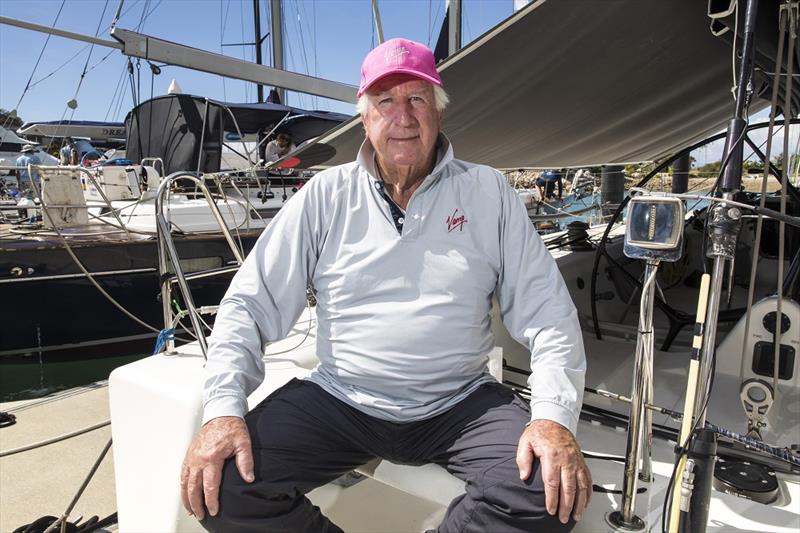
0, 351, 149, 403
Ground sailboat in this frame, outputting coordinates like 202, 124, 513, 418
1, 0, 798, 532
104, 1, 800, 532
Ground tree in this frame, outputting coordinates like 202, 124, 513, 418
0, 108, 23, 130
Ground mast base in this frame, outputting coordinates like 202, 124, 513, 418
605, 511, 646, 532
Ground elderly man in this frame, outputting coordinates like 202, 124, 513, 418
182, 38, 591, 533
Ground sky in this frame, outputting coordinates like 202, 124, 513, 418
0, 0, 796, 167
0, 0, 514, 123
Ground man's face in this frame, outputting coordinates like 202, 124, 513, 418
277, 137, 289, 148
361, 75, 441, 170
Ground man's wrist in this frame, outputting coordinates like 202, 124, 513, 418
529, 400, 578, 435
202, 395, 248, 425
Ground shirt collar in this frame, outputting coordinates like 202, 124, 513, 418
356, 133, 454, 184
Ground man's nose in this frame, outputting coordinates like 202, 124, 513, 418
390, 102, 417, 127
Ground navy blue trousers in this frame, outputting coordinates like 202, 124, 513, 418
201, 379, 574, 533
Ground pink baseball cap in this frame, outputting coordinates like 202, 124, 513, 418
357, 38, 443, 97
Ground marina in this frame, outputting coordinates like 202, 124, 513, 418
2, 1, 800, 532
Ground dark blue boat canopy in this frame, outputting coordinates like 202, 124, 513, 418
124, 94, 350, 174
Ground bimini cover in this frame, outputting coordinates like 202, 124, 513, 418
124, 94, 350, 174
287, 0, 791, 170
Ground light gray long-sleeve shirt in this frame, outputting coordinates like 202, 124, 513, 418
203, 135, 586, 434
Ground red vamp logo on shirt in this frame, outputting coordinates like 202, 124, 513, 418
446, 209, 468, 232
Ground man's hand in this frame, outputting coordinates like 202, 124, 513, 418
516, 419, 592, 524
181, 416, 254, 520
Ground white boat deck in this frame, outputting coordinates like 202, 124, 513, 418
2, 320, 798, 532
1, 225, 797, 533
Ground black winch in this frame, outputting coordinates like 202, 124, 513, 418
713, 455, 779, 505
566, 221, 592, 251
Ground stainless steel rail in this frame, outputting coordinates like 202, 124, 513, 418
606, 260, 659, 532
154, 173, 245, 357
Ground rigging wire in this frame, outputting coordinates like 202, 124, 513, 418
135, 0, 152, 31
47, 0, 111, 155
427, 0, 444, 48
295, 0, 313, 77
219, 0, 232, 101
731, 0, 739, 99
772, 7, 796, 394
427, 0, 432, 46
313, 0, 319, 108
24, 0, 143, 92
104, 64, 129, 121
292, 0, 313, 109
0, 0, 67, 137
739, 4, 793, 414
111, 0, 126, 27
239, 0, 250, 102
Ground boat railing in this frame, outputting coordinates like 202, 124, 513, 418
140, 157, 165, 178
0, 164, 134, 237
154, 171, 246, 358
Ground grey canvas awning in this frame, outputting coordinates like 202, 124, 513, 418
288, 0, 787, 170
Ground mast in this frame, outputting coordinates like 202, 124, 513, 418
695, 0, 761, 425
371, 0, 385, 44
270, 0, 285, 104
253, 0, 264, 103
447, 0, 462, 56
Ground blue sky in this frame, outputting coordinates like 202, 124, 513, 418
0, 0, 514, 123
1, 1, 794, 166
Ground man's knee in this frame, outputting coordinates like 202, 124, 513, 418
470, 457, 575, 532
202, 453, 345, 533
201, 492, 300, 532
199, 455, 300, 531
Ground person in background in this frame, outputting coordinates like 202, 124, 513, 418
536, 169, 564, 200
182, 38, 590, 533
60, 137, 75, 164
263, 132, 296, 164
15, 144, 41, 197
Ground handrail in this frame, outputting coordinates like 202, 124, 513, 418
8, 164, 133, 239
154, 172, 246, 357
140, 157, 165, 178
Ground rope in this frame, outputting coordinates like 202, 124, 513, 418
13, 513, 117, 533
0, 421, 109, 458
5, 383, 108, 414
153, 328, 175, 354
0, 411, 17, 428
707, 421, 800, 467
23, 170, 164, 335
41, 439, 113, 533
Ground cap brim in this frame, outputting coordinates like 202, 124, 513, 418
357, 69, 443, 97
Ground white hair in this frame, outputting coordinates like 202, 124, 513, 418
356, 84, 450, 115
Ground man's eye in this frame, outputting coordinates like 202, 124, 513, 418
378, 98, 392, 105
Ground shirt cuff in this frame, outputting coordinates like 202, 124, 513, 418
202, 394, 248, 425
530, 400, 579, 436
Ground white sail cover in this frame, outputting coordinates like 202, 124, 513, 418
291, 0, 773, 169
